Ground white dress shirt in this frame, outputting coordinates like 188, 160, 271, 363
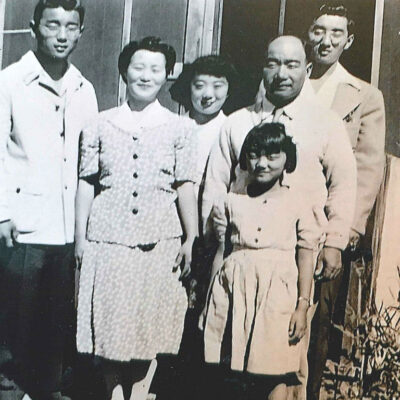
0, 51, 98, 244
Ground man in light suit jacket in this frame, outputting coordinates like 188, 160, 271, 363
306, 2, 385, 399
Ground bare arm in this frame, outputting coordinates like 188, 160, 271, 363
289, 247, 314, 344
74, 178, 95, 267
175, 181, 198, 279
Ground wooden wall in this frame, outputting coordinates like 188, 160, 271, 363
379, 0, 400, 158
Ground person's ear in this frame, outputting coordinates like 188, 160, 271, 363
344, 34, 354, 51
30, 20, 37, 39
306, 62, 313, 77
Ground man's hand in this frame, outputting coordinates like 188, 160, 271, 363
317, 246, 342, 281
289, 305, 307, 345
0, 220, 17, 248
348, 229, 361, 251
173, 240, 193, 281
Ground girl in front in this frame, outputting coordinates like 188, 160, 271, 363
202, 123, 321, 400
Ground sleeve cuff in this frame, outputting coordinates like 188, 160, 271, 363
324, 234, 348, 251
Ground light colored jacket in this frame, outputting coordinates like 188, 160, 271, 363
0, 51, 98, 244
323, 64, 385, 235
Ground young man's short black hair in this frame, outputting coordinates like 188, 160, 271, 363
118, 36, 176, 83
239, 122, 297, 173
312, 1, 355, 35
169, 55, 239, 111
33, 0, 85, 28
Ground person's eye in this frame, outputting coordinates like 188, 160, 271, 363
193, 84, 204, 90
265, 61, 278, 69
66, 24, 79, 32
332, 30, 344, 38
152, 68, 162, 73
287, 62, 299, 69
312, 28, 324, 35
247, 153, 258, 159
46, 23, 59, 30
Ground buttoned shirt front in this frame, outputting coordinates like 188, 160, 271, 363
202, 79, 357, 250
79, 101, 196, 247
0, 51, 98, 244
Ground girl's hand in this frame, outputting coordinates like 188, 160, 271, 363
288, 306, 307, 345
174, 240, 193, 280
74, 235, 85, 269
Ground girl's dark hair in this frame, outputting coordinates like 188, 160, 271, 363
118, 36, 176, 83
239, 123, 297, 173
169, 55, 239, 112
33, 0, 85, 27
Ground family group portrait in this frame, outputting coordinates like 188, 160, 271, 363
0, 0, 399, 399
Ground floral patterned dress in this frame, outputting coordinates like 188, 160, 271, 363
76, 101, 196, 361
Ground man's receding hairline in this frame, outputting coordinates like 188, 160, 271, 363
266, 36, 307, 60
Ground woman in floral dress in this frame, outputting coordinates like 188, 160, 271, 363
74, 37, 197, 399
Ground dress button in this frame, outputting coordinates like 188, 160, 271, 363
257, 227, 262, 232
16, 188, 21, 193
133, 154, 138, 159
132, 191, 138, 197
64, 185, 68, 190
132, 136, 138, 141
255, 238, 258, 243
133, 172, 138, 179
263, 199, 267, 204
132, 208, 138, 215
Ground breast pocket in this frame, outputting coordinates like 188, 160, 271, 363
7, 182, 44, 233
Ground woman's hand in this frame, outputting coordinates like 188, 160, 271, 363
173, 240, 193, 280
74, 235, 85, 269
288, 304, 308, 345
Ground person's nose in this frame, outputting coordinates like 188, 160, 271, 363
257, 156, 269, 169
56, 26, 67, 42
140, 68, 151, 81
276, 65, 288, 80
321, 32, 331, 47
202, 85, 214, 99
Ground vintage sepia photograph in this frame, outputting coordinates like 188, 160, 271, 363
0, 0, 398, 399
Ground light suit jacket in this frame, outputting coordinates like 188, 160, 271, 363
326, 64, 385, 235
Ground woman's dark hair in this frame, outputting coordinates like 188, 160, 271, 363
33, 0, 85, 28
239, 122, 297, 173
118, 36, 176, 83
169, 55, 239, 112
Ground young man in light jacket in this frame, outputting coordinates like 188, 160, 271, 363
0, 1, 98, 399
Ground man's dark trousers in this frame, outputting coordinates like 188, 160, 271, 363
0, 243, 74, 399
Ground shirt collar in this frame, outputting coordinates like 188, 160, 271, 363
21, 51, 84, 95
261, 78, 316, 120
322, 62, 361, 91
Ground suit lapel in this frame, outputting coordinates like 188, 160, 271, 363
331, 82, 362, 121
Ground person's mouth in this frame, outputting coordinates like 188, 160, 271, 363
318, 48, 331, 56
201, 98, 215, 107
54, 45, 68, 52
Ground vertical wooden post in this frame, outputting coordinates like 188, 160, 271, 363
118, 0, 133, 105
0, 0, 6, 68
371, 0, 384, 87
278, 0, 287, 35
212, 0, 223, 54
